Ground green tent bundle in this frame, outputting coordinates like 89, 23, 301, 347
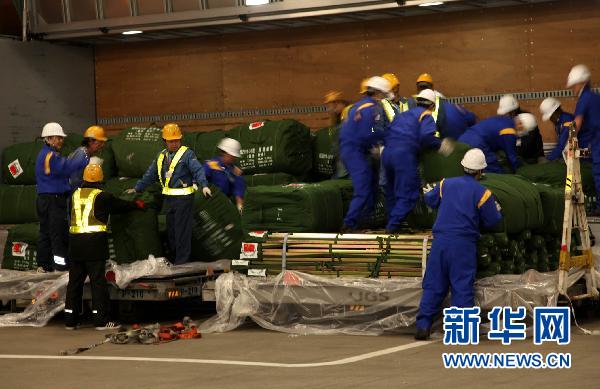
243, 183, 344, 232
228, 119, 312, 176
419, 141, 471, 184
1, 223, 39, 271
517, 160, 596, 196
243, 173, 296, 187
2, 134, 83, 185
312, 126, 339, 179
532, 183, 565, 235
96, 140, 118, 180
111, 126, 165, 178
108, 207, 164, 264
190, 185, 244, 261
0, 185, 38, 224
104, 177, 163, 209
183, 129, 226, 163
481, 174, 544, 234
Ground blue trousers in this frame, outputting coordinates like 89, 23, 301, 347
382, 147, 420, 231
340, 146, 378, 229
592, 146, 600, 209
416, 235, 477, 329
165, 195, 194, 265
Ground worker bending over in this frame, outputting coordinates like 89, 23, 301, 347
382, 89, 453, 233
65, 164, 145, 331
35, 122, 89, 272
130, 123, 211, 264
68, 125, 107, 189
204, 138, 246, 213
339, 76, 390, 232
415, 149, 503, 340
539, 98, 580, 161
566, 64, 600, 215
458, 113, 537, 173
497, 94, 544, 163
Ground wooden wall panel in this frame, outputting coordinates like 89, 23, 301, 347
95, 0, 600, 140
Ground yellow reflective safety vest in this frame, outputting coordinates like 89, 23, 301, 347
157, 146, 195, 196
381, 99, 397, 123
412, 95, 440, 122
70, 188, 107, 234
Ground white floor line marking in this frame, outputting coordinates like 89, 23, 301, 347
0, 340, 437, 368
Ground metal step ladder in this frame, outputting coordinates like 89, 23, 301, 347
558, 124, 599, 299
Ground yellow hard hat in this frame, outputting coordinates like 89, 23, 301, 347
83, 164, 104, 183
84, 125, 108, 141
382, 73, 400, 89
416, 73, 434, 85
324, 91, 344, 104
359, 78, 370, 94
162, 123, 183, 140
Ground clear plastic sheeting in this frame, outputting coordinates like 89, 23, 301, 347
0, 256, 230, 327
107, 256, 230, 289
200, 269, 576, 336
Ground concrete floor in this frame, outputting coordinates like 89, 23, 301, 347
1, 315, 600, 389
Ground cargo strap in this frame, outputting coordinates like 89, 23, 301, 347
70, 188, 107, 234
281, 233, 289, 271
157, 146, 195, 196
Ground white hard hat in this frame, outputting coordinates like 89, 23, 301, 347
417, 89, 437, 104
41, 122, 67, 138
516, 113, 537, 135
217, 137, 241, 158
434, 90, 445, 98
365, 76, 392, 94
539, 97, 561, 122
566, 64, 591, 88
461, 148, 487, 171
497, 94, 519, 115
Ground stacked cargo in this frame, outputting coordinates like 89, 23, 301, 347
233, 232, 429, 278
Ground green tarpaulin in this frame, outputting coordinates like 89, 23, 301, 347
1, 223, 39, 271
112, 126, 165, 178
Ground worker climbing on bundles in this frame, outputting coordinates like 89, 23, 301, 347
68, 125, 108, 189
458, 112, 537, 173
35, 122, 90, 272
128, 123, 212, 264
566, 64, 600, 215
415, 148, 503, 340
382, 88, 454, 233
204, 137, 246, 214
65, 163, 146, 331
339, 76, 390, 233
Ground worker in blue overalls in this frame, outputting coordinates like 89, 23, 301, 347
458, 113, 537, 173
339, 76, 390, 232
567, 64, 600, 215
441, 102, 478, 140
68, 125, 107, 189
539, 97, 583, 161
382, 89, 454, 233
130, 123, 211, 264
204, 137, 246, 213
415, 148, 503, 340
35, 122, 90, 272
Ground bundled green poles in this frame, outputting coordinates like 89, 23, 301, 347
233, 232, 431, 278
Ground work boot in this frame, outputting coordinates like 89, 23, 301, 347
340, 225, 356, 234
65, 325, 77, 331
414, 327, 431, 341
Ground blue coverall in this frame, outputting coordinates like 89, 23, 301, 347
547, 112, 575, 161
339, 96, 386, 229
67, 146, 90, 189
135, 147, 208, 264
382, 107, 441, 232
458, 116, 519, 173
574, 85, 600, 208
440, 103, 477, 140
416, 175, 502, 330
35, 143, 89, 271
203, 156, 246, 200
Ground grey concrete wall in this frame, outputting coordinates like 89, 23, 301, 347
0, 37, 95, 151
